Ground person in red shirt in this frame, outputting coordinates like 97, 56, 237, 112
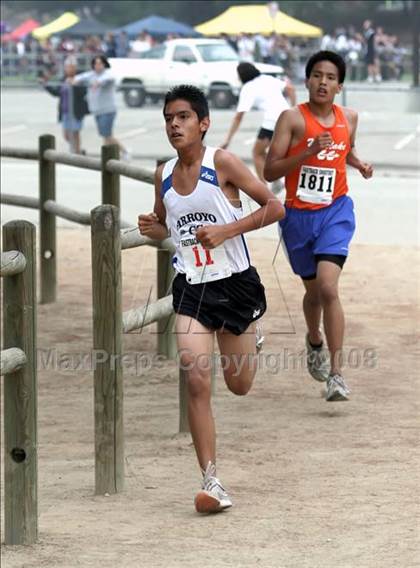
264, 51, 373, 401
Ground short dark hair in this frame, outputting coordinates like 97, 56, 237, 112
237, 62, 261, 84
91, 55, 110, 69
305, 50, 346, 84
163, 84, 209, 121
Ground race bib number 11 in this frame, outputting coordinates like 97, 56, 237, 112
180, 235, 232, 285
296, 165, 336, 204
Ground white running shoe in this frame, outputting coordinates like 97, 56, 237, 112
325, 374, 350, 402
194, 462, 232, 514
306, 334, 329, 382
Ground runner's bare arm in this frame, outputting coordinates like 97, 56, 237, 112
196, 150, 284, 249
264, 109, 331, 181
221, 112, 245, 149
344, 109, 373, 179
138, 164, 169, 239
284, 81, 297, 106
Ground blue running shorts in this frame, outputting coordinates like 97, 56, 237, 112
278, 195, 356, 278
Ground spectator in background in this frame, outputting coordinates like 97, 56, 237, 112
130, 31, 153, 56
254, 34, 271, 63
103, 32, 117, 58
115, 31, 130, 58
363, 20, 381, 82
334, 28, 348, 60
320, 30, 335, 51
220, 32, 238, 53
271, 34, 291, 75
390, 36, 406, 80
347, 33, 363, 81
84, 35, 103, 54
41, 56, 89, 154
72, 55, 129, 159
237, 33, 255, 61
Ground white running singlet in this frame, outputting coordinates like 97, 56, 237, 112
161, 147, 250, 281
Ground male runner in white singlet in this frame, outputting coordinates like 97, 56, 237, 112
138, 85, 284, 513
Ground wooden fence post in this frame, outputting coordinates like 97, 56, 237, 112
91, 204, 124, 495
39, 134, 56, 304
3, 221, 37, 544
101, 144, 120, 208
157, 250, 176, 359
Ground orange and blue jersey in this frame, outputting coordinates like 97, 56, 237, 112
279, 103, 356, 278
285, 103, 351, 210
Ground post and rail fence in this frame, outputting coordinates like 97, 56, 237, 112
1, 137, 209, 504
1, 135, 171, 356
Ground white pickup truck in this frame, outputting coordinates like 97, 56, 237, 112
109, 38, 284, 109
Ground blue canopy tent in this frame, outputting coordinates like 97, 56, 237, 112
61, 17, 110, 38
116, 15, 201, 38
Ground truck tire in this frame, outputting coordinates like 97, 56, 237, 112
209, 86, 234, 109
123, 83, 146, 108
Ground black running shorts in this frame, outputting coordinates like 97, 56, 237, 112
172, 266, 267, 336
257, 127, 274, 141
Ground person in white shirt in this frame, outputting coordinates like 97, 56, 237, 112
237, 33, 255, 62
130, 32, 153, 56
221, 62, 296, 184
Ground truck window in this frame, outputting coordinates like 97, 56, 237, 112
139, 45, 166, 59
196, 43, 238, 62
173, 46, 197, 64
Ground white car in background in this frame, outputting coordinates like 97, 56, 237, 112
110, 38, 284, 109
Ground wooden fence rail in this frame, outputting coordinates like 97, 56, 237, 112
120, 228, 175, 252
1, 147, 39, 160
122, 295, 174, 334
1, 250, 27, 276
44, 149, 101, 171
106, 159, 155, 184
1, 193, 40, 209
43, 199, 91, 225
0, 348, 27, 376
1, 220, 37, 545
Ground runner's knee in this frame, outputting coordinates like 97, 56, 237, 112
179, 352, 212, 398
318, 282, 339, 304
224, 361, 256, 396
304, 290, 321, 307
226, 377, 252, 396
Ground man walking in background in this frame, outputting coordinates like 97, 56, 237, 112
221, 62, 296, 193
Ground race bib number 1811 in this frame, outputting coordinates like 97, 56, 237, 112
296, 165, 336, 204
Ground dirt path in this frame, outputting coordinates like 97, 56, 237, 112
1, 228, 419, 568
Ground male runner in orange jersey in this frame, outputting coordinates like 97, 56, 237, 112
264, 51, 373, 401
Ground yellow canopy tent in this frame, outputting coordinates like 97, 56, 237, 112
196, 5, 322, 37
32, 12, 79, 39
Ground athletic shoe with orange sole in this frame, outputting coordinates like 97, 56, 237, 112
194, 462, 232, 514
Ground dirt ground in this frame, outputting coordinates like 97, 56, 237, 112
1, 228, 419, 568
